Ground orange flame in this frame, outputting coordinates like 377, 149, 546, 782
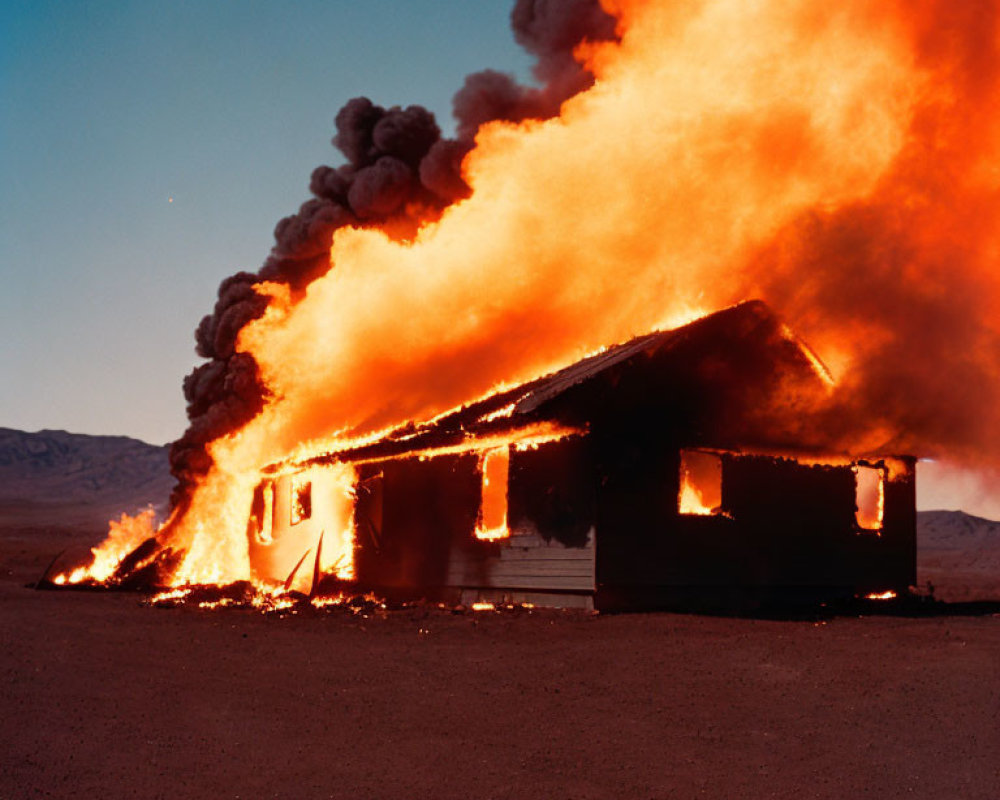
55, 507, 158, 585
678, 480, 715, 517
679, 450, 723, 516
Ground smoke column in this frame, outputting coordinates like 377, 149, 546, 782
168, 0, 619, 512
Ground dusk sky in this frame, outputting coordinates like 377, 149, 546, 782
2, 2, 996, 517
1, 0, 532, 445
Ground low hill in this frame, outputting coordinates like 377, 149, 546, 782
0, 427, 172, 529
917, 509, 1000, 601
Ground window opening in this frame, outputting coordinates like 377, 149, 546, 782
248, 480, 275, 544
854, 464, 884, 532
476, 447, 510, 540
291, 478, 312, 526
678, 450, 723, 516
259, 481, 274, 542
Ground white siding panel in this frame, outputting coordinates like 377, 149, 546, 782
446, 526, 596, 592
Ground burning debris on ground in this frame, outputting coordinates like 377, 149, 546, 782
44, 577, 996, 624
140, 582, 564, 623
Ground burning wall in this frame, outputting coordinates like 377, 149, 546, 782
63, 0, 1000, 590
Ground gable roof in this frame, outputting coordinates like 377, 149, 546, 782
282, 300, 830, 470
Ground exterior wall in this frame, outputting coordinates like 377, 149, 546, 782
446, 527, 595, 602
247, 466, 354, 592
353, 454, 480, 594
594, 441, 917, 609
720, 454, 915, 591
249, 437, 916, 611
352, 438, 598, 606
446, 437, 597, 602
858, 457, 917, 591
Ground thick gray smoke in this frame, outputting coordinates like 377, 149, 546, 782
168, 0, 619, 509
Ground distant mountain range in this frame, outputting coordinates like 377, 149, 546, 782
917, 509, 1000, 601
919, 509, 1000, 548
0, 427, 172, 528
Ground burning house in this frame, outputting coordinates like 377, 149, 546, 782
246, 301, 916, 611
46, 1, 999, 612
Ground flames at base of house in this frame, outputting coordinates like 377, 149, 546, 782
53, 509, 160, 587
135, 576, 905, 614
51, 427, 586, 595
142, 582, 542, 617
147, 584, 389, 615
247, 423, 586, 594
83, 581, 908, 618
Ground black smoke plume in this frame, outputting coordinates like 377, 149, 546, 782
168, 0, 619, 509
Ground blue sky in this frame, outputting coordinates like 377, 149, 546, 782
1, 0, 532, 444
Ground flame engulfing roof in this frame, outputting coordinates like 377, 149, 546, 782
287, 300, 832, 471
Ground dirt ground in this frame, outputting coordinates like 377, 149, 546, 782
2, 526, 998, 800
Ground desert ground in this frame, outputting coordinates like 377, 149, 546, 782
1, 513, 998, 800
2, 431, 998, 798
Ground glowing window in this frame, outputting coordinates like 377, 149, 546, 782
476, 447, 510, 540
247, 481, 276, 544
291, 478, 312, 526
678, 450, 723, 516
854, 465, 884, 532
257, 481, 275, 543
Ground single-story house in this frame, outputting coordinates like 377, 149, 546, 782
245, 300, 915, 610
